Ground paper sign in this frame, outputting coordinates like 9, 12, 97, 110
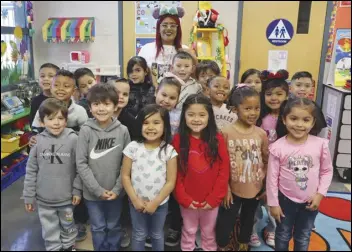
327, 93, 338, 117
268, 50, 288, 71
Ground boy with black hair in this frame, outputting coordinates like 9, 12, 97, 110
73, 67, 97, 118
76, 83, 130, 251
290, 71, 314, 98
30, 63, 60, 125
32, 69, 88, 133
24, 98, 82, 251
290, 71, 327, 136
195, 60, 221, 96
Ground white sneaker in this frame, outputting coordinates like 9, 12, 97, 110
249, 233, 261, 247
265, 231, 275, 247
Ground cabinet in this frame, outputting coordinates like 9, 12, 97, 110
320, 84, 351, 182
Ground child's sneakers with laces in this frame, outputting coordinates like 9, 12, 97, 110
264, 229, 275, 247
249, 233, 261, 247
75, 223, 87, 242
165, 228, 181, 247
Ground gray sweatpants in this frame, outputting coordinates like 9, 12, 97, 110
38, 204, 77, 251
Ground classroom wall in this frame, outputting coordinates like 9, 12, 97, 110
32, 1, 239, 83
32, 1, 119, 78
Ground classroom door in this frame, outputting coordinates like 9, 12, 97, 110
122, 2, 198, 77
238, 1, 327, 100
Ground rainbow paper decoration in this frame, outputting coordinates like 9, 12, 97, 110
42, 17, 95, 43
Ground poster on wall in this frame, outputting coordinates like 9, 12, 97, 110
136, 37, 155, 55
326, 29, 351, 85
135, 1, 181, 35
334, 29, 351, 87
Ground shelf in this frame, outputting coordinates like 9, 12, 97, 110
1, 143, 29, 160
196, 28, 219, 32
197, 56, 216, 61
1, 108, 30, 127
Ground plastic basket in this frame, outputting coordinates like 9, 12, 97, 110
1, 153, 28, 191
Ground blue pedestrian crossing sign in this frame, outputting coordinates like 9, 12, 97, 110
266, 19, 294, 46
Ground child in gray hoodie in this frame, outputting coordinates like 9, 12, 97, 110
23, 98, 82, 251
76, 83, 131, 251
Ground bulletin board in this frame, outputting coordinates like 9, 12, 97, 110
324, 1, 351, 85
122, 1, 198, 77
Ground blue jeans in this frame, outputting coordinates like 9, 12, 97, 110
275, 191, 318, 251
85, 198, 123, 251
130, 202, 168, 251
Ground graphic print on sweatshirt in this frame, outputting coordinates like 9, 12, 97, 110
227, 138, 263, 184
90, 138, 120, 160
40, 144, 71, 164
287, 155, 313, 190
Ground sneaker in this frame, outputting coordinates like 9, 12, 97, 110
312, 225, 316, 231
165, 229, 180, 247
75, 224, 87, 242
145, 236, 152, 248
64, 245, 76, 251
264, 230, 275, 248
249, 233, 261, 247
120, 228, 131, 248
238, 243, 249, 251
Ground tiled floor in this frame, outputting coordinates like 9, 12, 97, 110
1, 174, 350, 251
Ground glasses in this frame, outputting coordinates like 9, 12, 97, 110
161, 23, 178, 29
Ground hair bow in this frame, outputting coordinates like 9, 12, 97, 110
260, 70, 289, 82
236, 83, 249, 89
158, 72, 186, 86
153, 6, 185, 19
160, 6, 178, 16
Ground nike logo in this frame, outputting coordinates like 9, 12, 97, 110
90, 144, 121, 160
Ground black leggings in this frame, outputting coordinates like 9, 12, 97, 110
73, 198, 89, 224
168, 194, 182, 232
216, 193, 259, 246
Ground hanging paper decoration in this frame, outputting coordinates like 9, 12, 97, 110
9, 40, 19, 63
1, 41, 7, 57
42, 17, 95, 43
26, 1, 33, 24
14, 26, 23, 40
1, 8, 9, 20
19, 39, 27, 56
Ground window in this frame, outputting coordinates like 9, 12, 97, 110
1, 1, 33, 86
297, 1, 312, 34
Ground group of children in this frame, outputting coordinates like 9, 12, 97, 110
23, 49, 333, 251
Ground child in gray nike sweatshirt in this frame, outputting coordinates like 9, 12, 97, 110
76, 83, 131, 251
23, 98, 82, 251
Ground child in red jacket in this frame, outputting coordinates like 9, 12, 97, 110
172, 94, 230, 251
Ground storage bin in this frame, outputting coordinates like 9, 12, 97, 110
1, 153, 28, 191
1, 136, 20, 153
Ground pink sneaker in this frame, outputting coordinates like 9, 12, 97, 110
249, 233, 261, 247
265, 231, 275, 247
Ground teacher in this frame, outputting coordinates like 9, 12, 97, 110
138, 6, 189, 84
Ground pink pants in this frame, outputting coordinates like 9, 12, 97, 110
180, 206, 219, 251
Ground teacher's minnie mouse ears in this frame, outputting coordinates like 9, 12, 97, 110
152, 6, 185, 19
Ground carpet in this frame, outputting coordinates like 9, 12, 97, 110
250, 192, 351, 251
